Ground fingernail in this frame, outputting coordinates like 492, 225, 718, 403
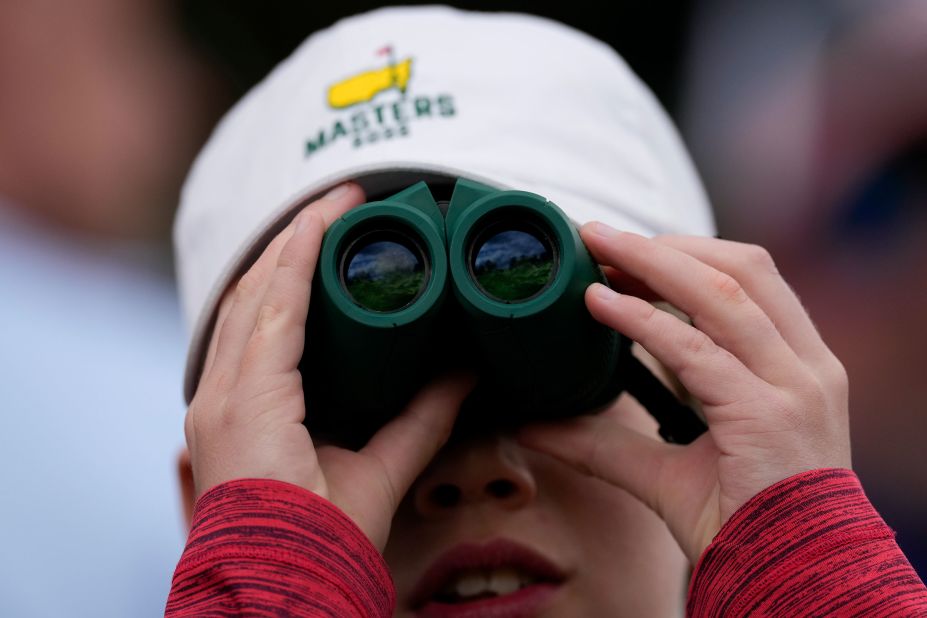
322, 183, 352, 201
591, 282, 619, 301
585, 221, 621, 238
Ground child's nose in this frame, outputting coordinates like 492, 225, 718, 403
412, 435, 538, 518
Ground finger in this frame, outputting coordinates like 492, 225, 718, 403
600, 265, 662, 302
238, 209, 324, 377
207, 183, 365, 382
586, 284, 764, 408
205, 225, 296, 382
516, 413, 674, 517
653, 235, 834, 368
581, 224, 803, 385
362, 372, 479, 507
305, 182, 367, 227
201, 287, 236, 379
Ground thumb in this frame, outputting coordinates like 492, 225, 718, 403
362, 371, 478, 507
516, 413, 673, 516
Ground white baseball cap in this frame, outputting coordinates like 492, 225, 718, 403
175, 5, 716, 401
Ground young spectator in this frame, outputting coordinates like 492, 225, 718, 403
166, 7, 927, 616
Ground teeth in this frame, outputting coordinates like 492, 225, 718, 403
449, 568, 537, 600
488, 568, 521, 595
455, 572, 489, 598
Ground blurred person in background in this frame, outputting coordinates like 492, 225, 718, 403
0, 0, 225, 615
683, 0, 927, 577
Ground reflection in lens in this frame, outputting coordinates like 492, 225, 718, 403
472, 228, 554, 301
345, 238, 426, 312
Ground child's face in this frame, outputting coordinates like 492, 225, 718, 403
384, 346, 688, 617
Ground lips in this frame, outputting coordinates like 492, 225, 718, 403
410, 538, 567, 618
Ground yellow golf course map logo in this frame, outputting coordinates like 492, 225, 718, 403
327, 57, 413, 109
306, 46, 456, 157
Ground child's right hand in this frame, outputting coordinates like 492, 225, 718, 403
183, 182, 476, 551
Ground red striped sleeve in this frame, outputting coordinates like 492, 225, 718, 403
165, 478, 393, 617
687, 468, 927, 617
165, 470, 926, 616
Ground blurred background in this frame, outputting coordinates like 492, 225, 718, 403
0, 1, 922, 615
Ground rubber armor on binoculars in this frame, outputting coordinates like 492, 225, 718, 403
299, 179, 706, 449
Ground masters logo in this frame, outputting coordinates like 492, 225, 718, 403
306, 46, 456, 157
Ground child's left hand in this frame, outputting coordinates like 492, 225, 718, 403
517, 223, 852, 564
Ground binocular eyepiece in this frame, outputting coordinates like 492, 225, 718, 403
299, 179, 706, 448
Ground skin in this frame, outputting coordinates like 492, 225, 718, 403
384, 396, 691, 616
180, 182, 852, 612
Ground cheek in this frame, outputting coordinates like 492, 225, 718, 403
386, 472, 688, 617
537, 462, 688, 614
532, 395, 689, 613
383, 500, 422, 616
384, 397, 688, 616
384, 500, 446, 614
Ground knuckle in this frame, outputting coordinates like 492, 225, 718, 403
826, 357, 849, 392
256, 302, 285, 331
235, 269, 263, 299
769, 391, 805, 432
375, 468, 402, 513
277, 371, 305, 399
229, 372, 304, 413
309, 211, 326, 234
406, 405, 447, 443
188, 404, 218, 439
215, 290, 236, 321
276, 245, 307, 272
634, 299, 660, 324
183, 410, 195, 444
801, 379, 829, 412
680, 328, 715, 358
781, 369, 834, 427
208, 368, 237, 394
739, 243, 779, 274
709, 270, 748, 305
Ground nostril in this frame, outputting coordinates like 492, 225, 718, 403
485, 478, 517, 499
428, 483, 461, 508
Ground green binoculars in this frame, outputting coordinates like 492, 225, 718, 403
299, 179, 706, 448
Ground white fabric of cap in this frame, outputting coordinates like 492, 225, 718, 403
174, 6, 716, 401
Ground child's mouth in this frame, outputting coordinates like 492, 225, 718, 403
411, 539, 566, 618
435, 567, 542, 602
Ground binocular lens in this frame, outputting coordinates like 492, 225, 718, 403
471, 222, 555, 302
342, 231, 428, 312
